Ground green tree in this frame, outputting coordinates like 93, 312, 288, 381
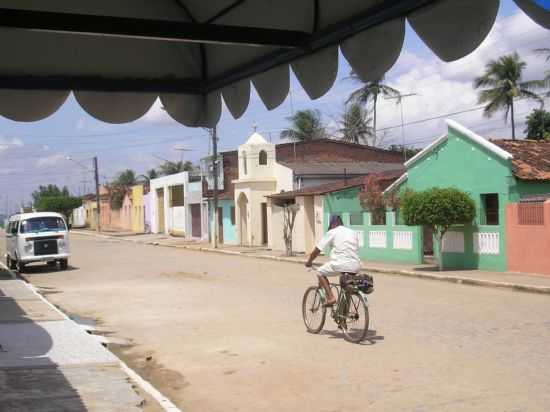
401, 188, 476, 271
346, 73, 401, 146
146, 168, 159, 180
159, 160, 195, 176
35, 196, 82, 222
339, 103, 374, 145
280, 109, 327, 141
114, 169, 137, 187
474, 52, 543, 140
387, 144, 422, 159
524, 108, 550, 140
108, 169, 138, 210
136, 169, 159, 185
31, 185, 69, 205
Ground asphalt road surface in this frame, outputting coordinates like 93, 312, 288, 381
6, 233, 550, 412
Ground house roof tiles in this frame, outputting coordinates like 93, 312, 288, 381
491, 139, 550, 181
279, 161, 404, 176
268, 169, 403, 200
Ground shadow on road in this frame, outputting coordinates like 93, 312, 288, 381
0, 267, 87, 411
18, 264, 79, 276
319, 329, 385, 345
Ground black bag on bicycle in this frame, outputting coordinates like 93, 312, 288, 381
340, 273, 374, 294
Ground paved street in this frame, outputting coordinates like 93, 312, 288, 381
7, 233, 550, 412
0, 265, 156, 411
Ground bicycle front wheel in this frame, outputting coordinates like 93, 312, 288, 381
341, 293, 369, 343
302, 286, 326, 334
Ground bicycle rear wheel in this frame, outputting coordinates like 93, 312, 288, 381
341, 293, 369, 343
302, 286, 326, 334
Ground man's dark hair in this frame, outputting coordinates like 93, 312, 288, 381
329, 215, 343, 229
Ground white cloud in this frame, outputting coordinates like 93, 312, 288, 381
373, 10, 549, 147
0, 136, 24, 152
36, 153, 67, 168
0, 167, 24, 175
76, 117, 87, 131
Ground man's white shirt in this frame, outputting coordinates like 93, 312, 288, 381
316, 225, 361, 273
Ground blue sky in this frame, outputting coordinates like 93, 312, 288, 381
0, 0, 548, 212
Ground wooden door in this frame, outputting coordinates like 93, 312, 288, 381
261, 202, 268, 245
191, 204, 202, 238
157, 188, 165, 233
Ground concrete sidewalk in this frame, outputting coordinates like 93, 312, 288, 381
0, 265, 149, 411
72, 229, 550, 295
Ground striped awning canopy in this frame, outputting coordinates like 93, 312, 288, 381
0, 0, 548, 126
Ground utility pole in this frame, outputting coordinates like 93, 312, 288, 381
385, 93, 418, 162
212, 126, 219, 249
93, 156, 101, 232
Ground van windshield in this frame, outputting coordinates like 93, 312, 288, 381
20, 217, 67, 233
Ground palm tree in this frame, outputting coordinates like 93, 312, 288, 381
474, 52, 543, 140
346, 73, 401, 143
136, 169, 158, 185
146, 168, 159, 180
280, 109, 327, 141
114, 169, 137, 187
339, 103, 374, 145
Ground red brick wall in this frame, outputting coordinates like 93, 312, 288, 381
203, 151, 238, 200
275, 140, 404, 164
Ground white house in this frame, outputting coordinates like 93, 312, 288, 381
232, 131, 294, 246
71, 206, 87, 228
150, 172, 205, 239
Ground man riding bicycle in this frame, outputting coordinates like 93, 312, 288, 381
305, 216, 361, 307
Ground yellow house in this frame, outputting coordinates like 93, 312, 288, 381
83, 197, 97, 230
131, 185, 145, 233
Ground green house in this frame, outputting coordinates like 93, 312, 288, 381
385, 120, 550, 271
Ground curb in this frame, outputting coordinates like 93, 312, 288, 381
0, 258, 183, 412
72, 231, 550, 296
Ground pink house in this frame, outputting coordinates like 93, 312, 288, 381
120, 191, 133, 231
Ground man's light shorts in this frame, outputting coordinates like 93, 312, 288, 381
316, 262, 356, 277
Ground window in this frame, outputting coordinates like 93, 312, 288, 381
170, 185, 185, 207
20, 217, 66, 233
242, 151, 248, 175
259, 150, 267, 165
231, 207, 236, 225
481, 194, 499, 225
349, 213, 364, 226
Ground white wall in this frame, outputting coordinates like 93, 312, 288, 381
314, 195, 325, 245
72, 206, 86, 228
274, 163, 294, 193
149, 172, 203, 237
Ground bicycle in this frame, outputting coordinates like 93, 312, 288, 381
302, 270, 371, 343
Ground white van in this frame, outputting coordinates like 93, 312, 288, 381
5, 212, 70, 272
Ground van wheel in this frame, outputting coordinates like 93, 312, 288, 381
8, 256, 16, 270
16, 260, 25, 273
60, 259, 68, 270
47, 261, 57, 267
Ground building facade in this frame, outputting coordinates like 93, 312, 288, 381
131, 184, 146, 233
150, 172, 205, 239
202, 131, 404, 247
386, 120, 550, 271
